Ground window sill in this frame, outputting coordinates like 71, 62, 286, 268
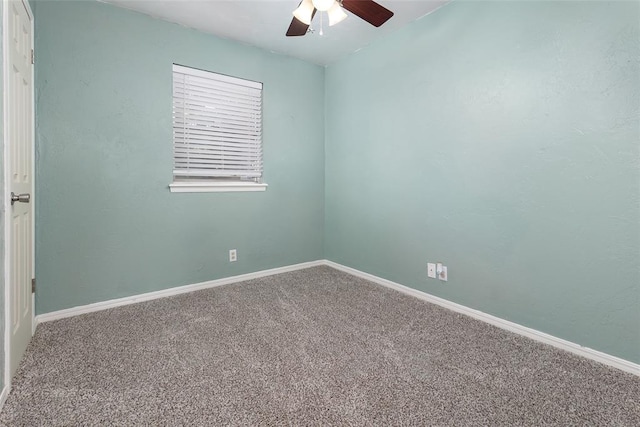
169, 182, 268, 193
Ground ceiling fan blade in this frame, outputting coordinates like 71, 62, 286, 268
286, 16, 310, 36
342, 0, 394, 27
286, 3, 318, 37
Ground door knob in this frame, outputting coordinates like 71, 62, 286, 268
10, 192, 30, 205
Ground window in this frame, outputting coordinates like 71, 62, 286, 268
170, 64, 267, 192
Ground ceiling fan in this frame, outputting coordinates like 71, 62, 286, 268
286, 0, 394, 37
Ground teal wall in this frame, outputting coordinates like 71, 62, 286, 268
35, 1, 325, 314
325, 1, 640, 363
33, 0, 639, 364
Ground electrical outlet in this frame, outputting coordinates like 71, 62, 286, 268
440, 266, 448, 281
229, 249, 237, 262
437, 263, 448, 282
427, 263, 436, 279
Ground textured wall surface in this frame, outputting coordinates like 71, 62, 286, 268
35, 1, 325, 314
33, 0, 639, 365
325, 1, 640, 362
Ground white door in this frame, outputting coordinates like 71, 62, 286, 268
6, 0, 34, 380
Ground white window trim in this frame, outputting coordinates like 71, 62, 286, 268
170, 64, 266, 193
169, 181, 268, 193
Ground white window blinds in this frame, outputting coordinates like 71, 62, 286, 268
172, 64, 263, 181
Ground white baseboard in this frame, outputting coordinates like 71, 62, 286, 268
35, 260, 324, 325
34, 258, 638, 376
0, 385, 9, 414
324, 260, 640, 376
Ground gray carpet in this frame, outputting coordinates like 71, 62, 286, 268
1, 266, 638, 426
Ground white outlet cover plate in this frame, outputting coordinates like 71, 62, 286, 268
439, 266, 448, 282
427, 263, 436, 279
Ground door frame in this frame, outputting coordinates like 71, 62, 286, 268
2, 0, 35, 390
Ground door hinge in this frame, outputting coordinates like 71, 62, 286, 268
31, 49, 34, 64
31, 278, 36, 293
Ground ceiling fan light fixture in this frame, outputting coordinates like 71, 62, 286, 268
327, 2, 347, 26
286, 0, 394, 38
293, 0, 315, 25
312, 0, 335, 12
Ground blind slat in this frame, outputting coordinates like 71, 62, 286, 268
174, 137, 261, 149
174, 84, 262, 106
175, 153, 262, 162
175, 160, 262, 169
174, 109, 261, 127
173, 169, 262, 178
175, 74, 262, 99
175, 120, 261, 136
175, 148, 262, 158
174, 100, 262, 120
173, 64, 262, 89
174, 130, 261, 142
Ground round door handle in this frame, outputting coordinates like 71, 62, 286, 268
10, 192, 30, 205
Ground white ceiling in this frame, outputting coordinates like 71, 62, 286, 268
102, 0, 449, 65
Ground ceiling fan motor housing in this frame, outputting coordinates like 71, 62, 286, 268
312, 0, 335, 12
